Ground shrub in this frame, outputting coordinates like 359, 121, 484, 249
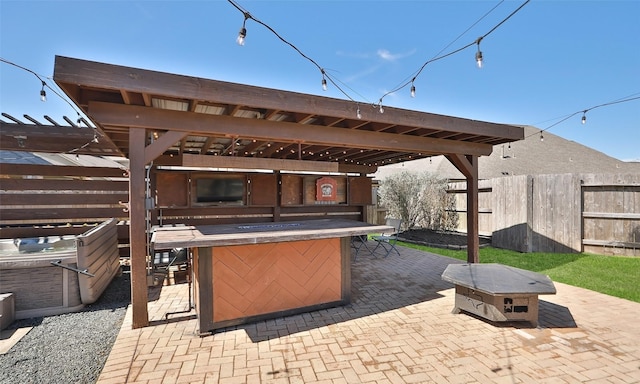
378, 170, 458, 231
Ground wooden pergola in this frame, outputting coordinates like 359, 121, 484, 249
49, 56, 523, 328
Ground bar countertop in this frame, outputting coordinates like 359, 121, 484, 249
151, 219, 394, 250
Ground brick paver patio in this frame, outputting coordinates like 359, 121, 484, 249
97, 245, 640, 383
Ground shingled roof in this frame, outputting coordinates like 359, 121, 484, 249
376, 125, 640, 180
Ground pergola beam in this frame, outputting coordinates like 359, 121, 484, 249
88, 102, 494, 157
54, 56, 524, 142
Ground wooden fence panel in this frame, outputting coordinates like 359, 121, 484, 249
0, 165, 130, 258
449, 173, 638, 255
582, 174, 640, 256
530, 174, 581, 253
491, 175, 532, 252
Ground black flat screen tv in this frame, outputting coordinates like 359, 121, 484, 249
193, 175, 245, 204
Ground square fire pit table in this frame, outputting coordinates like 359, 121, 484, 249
441, 263, 556, 327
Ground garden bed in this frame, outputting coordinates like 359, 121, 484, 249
398, 228, 491, 250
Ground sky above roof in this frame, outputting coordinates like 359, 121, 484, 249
1, 0, 638, 161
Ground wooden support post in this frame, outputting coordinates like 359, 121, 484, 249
466, 155, 479, 263
446, 154, 480, 263
129, 128, 149, 328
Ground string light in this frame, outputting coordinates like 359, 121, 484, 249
227, 0, 529, 115
475, 37, 483, 69
236, 12, 249, 46
1, 58, 93, 127
227, 0, 356, 106
525, 93, 640, 140
356, 105, 362, 119
40, 80, 47, 102
375, 0, 529, 106
539, 132, 544, 141
321, 69, 327, 91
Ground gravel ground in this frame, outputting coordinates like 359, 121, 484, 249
0, 271, 131, 384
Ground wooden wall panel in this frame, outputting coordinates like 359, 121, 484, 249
281, 174, 303, 205
349, 177, 373, 205
249, 173, 277, 206
155, 172, 189, 207
211, 238, 342, 323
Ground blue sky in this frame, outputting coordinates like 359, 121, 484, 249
1, 0, 639, 161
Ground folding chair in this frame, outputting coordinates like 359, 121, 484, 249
350, 234, 373, 261
371, 218, 402, 257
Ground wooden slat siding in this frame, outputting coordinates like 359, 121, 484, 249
0, 163, 127, 178
76, 219, 121, 304
0, 178, 127, 191
0, 226, 89, 239
0, 193, 126, 206
155, 206, 363, 225
280, 205, 363, 215
157, 216, 274, 227
211, 238, 342, 323
156, 206, 275, 218
280, 213, 362, 223
0, 164, 131, 260
0, 208, 128, 223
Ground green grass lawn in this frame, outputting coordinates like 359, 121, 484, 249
398, 242, 640, 303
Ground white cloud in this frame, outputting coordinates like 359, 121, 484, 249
377, 48, 417, 62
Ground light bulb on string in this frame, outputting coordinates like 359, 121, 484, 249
321, 70, 327, 91
410, 80, 416, 98
539, 132, 544, 142
475, 37, 483, 69
40, 81, 47, 102
378, 100, 384, 114
236, 12, 250, 46
356, 105, 362, 120
581, 111, 587, 125
236, 27, 246, 46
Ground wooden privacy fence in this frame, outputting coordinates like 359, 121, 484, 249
0, 163, 131, 256
448, 173, 640, 256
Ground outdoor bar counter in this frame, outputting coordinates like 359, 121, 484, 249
151, 218, 393, 335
